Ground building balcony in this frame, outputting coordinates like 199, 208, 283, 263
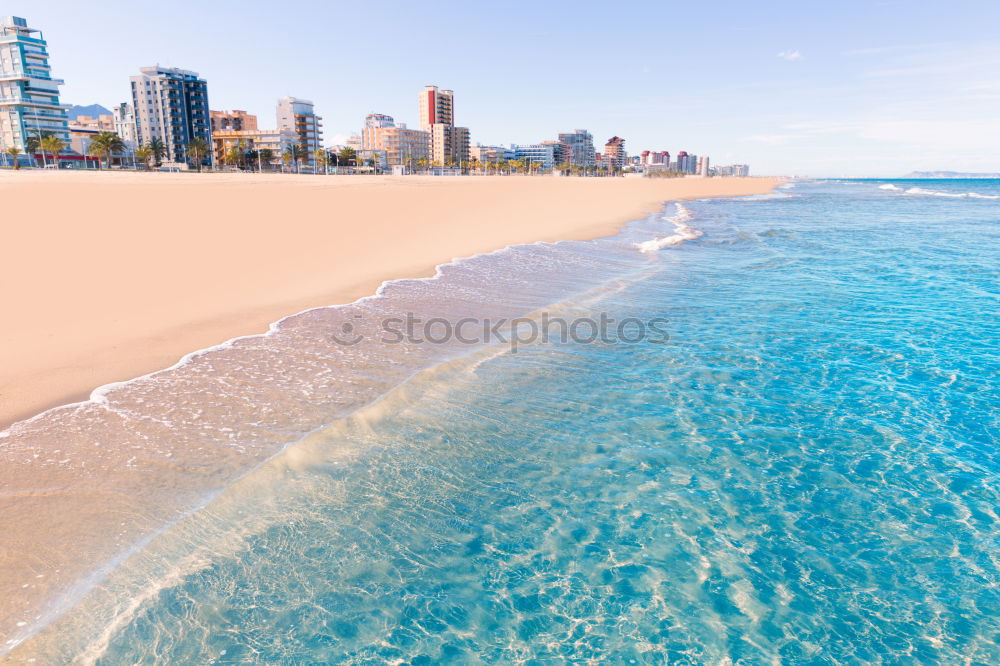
0, 96, 67, 110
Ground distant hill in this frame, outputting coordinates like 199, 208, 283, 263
67, 104, 113, 119
903, 171, 1000, 179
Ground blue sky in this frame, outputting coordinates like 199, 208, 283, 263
10, 0, 1000, 176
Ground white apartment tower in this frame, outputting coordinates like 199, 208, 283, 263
277, 96, 322, 165
0, 16, 71, 160
111, 101, 137, 149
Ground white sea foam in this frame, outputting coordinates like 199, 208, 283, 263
636, 204, 703, 253
879, 184, 903, 191
902, 186, 1000, 200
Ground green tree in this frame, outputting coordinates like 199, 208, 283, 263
88, 131, 125, 169
135, 145, 154, 170
5, 146, 21, 169
313, 148, 329, 175
337, 146, 357, 168
258, 149, 274, 171
40, 135, 65, 168
149, 137, 166, 166
25, 131, 53, 167
283, 144, 305, 173
187, 137, 210, 171
224, 145, 243, 169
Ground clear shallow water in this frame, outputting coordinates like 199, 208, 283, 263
12, 179, 1000, 663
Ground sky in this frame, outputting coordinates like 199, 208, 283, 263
8, 0, 1000, 176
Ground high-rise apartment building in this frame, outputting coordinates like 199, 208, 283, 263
603, 136, 626, 170
277, 97, 322, 164
210, 109, 257, 132
418, 85, 469, 165
430, 124, 455, 165
676, 150, 690, 173
685, 154, 699, 174
111, 102, 137, 148
0, 16, 71, 160
557, 130, 596, 167
418, 85, 454, 129
696, 155, 710, 176
641, 150, 670, 166
130, 66, 211, 165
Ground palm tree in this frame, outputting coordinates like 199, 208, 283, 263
149, 137, 166, 167
258, 149, 274, 171
337, 146, 357, 170
88, 131, 125, 169
135, 145, 154, 170
235, 138, 249, 170
5, 146, 21, 169
225, 145, 243, 169
25, 132, 53, 167
283, 145, 305, 173
313, 148, 329, 175
187, 137, 210, 171
40, 135, 65, 169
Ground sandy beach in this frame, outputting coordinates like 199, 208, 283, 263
0, 171, 780, 430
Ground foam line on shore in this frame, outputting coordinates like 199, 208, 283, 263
635, 204, 702, 253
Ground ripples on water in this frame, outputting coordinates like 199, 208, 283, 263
8, 180, 1000, 663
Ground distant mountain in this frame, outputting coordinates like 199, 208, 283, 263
903, 171, 1000, 179
67, 104, 113, 119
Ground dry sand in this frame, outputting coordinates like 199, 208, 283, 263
0, 171, 780, 429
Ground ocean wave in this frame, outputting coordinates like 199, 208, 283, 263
902, 186, 1000, 200
879, 184, 903, 191
636, 204, 703, 253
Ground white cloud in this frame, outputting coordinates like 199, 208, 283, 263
777, 50, 802, 61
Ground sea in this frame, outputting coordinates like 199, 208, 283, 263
3, 178, 999, 664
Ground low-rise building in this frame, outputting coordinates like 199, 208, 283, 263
362, 123, 431, 166
513, 143, 555, 170
212, 128, 297, 168
469, 144, 506, 164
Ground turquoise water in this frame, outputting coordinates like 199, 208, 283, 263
34, 180, 1000, 663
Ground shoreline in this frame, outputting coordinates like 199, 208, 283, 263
1, 173, 783, 654
0, 172, 782, 431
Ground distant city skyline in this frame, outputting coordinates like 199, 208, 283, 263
4, 0, 999, 176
